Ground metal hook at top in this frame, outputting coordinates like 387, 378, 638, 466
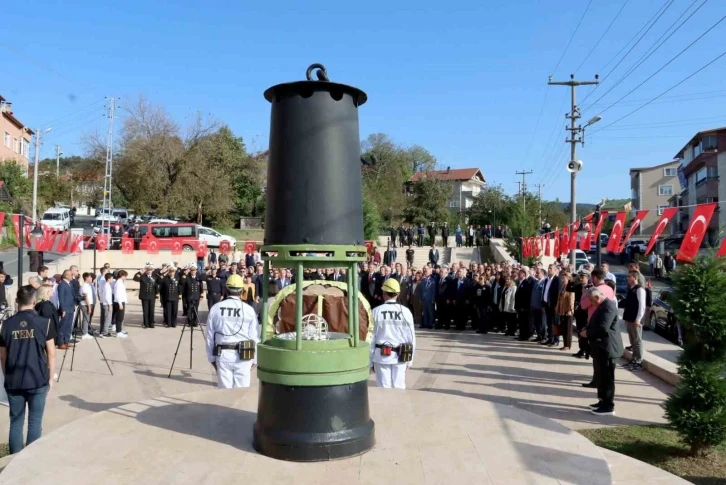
306, 63, 329, 82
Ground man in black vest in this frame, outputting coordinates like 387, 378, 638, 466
0, 285, 56, 454
622, 270, 646, 371
582, 287, 623, 416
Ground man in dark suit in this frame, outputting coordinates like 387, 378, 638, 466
515, 268, 533, 341
542, 264, 561, 346
582, 287, 623, 416
441, 223, 450, 248
57, 270, 76, 349
452, 268, 472, 330
428, 244, 440, 266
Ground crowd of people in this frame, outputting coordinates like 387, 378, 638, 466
388, 222, 510, 248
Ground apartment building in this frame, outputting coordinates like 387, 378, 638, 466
407, 167, 486, 217
672, 126, 726, 246
629, 161, 681, 235
0, 95, 33, 172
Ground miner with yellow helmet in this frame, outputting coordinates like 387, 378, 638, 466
369, 277, 416, 389
205, 273, 259, 388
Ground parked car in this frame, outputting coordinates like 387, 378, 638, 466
93, 215, 118, 234
627, 239, 648, 254
649, 288, 684, 346
573, 249, 590, 269
599, 233, 609, 247
137, 223, 198, 251
197, 226, 236, 248
613, 272, 628, 308
41, 207, 71, 231
97, 207, 130, 224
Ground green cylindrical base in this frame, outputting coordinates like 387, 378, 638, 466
253, 380, 375, 461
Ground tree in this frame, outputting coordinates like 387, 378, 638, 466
362, 192, 381, 240
402, 175, 451, 225
665, 255, 726, 456
0, 161, 32, 213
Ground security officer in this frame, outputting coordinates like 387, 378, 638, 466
160, 267, 180, 327
205, 267, 223, 309
183, 266, 202, 326
370, 278, 416, 389
205, 274, 259, 388
0, 285, 56, 454
137, 263, 157, 329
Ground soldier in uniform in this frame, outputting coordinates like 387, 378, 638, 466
137, 263, 157, 329
205, 274, 259, 388
205, 267, 223, 310
160, 267, 180, 327
179, 265, 190, 316
369, 279, 416, 389
183, 266, 202, 326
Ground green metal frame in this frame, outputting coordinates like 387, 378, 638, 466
258, 244, 370, 387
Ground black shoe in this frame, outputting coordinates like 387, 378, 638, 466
581, 382, 596, 388
164, 324, 170, 328
588, 401, 602, 410
585, 353, 590, 360
591, 407, 615, 416
572, 351, 584, 358
149, 324, 155, 328
476, 329, 488, 334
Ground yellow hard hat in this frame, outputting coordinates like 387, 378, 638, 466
382, 278, 401, 294
226, 274, 245, 289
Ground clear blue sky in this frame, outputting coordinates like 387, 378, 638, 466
3, 0, 725, 205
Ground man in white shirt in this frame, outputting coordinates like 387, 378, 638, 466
370, 279, 416, 389
600, 263, 616, 283
112, 270, 129, 338
79, 273, 96, 339
622, 270, 646, 371
99, 272, 114, 337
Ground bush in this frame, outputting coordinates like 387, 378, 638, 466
664, 255, 726, 456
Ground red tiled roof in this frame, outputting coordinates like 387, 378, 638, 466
408, 168, 484, 183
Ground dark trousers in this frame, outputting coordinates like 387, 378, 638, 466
596, 355, 616, 410
161, 299, 168, 324
182, 295, 188, 316
545, 306, 559, 342
560, 315, 573, 348
113, 302, 125, 332
141, 298, 155, 327
188, 299, 200, 325
417, 235, 424, 247
476, 306, 488, 332
165, 300, 179, 327
436, 298, 450, 329
532, 309, 545, 339
58, 311, 74, 345
490, 305, 501, 331
517, 310, 531, 339
7, 386, 49, 454
575, 310, 590, 355
455, 302, 469, 330
504, 312, 517, 335
208, 293, 221, 310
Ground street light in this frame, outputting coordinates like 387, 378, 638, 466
32, 127, 52, 224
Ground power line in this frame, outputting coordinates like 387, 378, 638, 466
551, 0, 595, 76
589, 50, 726, 134
581, 0, 707, 112
40, 98, 105, 128
576, 0, 631, 72
585, 88, 726, 108
580, 0, 675, 105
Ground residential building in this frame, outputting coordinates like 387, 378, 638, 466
673, 127, 726, 246
406, 167, 486, 217
0, 95, 33, 172
629, 161, 680, 235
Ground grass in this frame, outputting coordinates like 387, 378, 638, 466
0, 443, 8, 459
213, 228, 264, 242
579, 425, 726, 485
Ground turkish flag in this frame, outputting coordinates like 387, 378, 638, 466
593, 210, 608, 243
56, 231, 71, 253
717, 237, 726, 258
645, 207, 678, 255
244, 241, 257, 254
618, 210, 650, 253
70, 235, 84, 253
521, 238, 527, 258
196, 240, 208, 258
560, 226, 569, 257
219, 240, 231, 255
569, 221, 580, 251
171, 240, 183, 255
0, 212, 4, 230
96, 234, 109, 251
606, 212, 627, 253
36, 228, 55, 251
580, 214, 594, 251
364, 241, 374, 254
677, 203, 717, 263
533, 237, 540, 257
12, 215, 20, 247
544, 233, 551, 256
122, 236, 134, 254
147, 238, 160, 255
553, 230, 560, 257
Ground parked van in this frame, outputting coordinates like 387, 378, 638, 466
136, 223, 199, 251
97, 207, 130, 224
41, 207, 71, 231
93, 215, 119, 234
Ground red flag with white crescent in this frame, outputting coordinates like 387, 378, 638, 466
219, 240, 231, 255
544, 233, 551, 256
569, 221, 580, 251
618, 210, 650, 253
70, 235, 84, 253
196, 240, 208, 258
364, 240, 374, 254
606, 212, 627, 253
717, 236, 726, 258
122, 236, 134, 254
677, 203, 717, 263
645, 207, 678, 256
593, 210, 608, 243
56, 231, 71, 253
96, 234, 109, 252
579, 220, 592, 251
0, 212, 4, 230
553, 229, 560, 257
244, 241, 257, 254
37, 228, 57, 251
12, 214, 20, 247
171, 240, 183, 255
147, 238, 159, 254
560, 226, 569, 257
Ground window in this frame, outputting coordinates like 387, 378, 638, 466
3, 132, 9, 148
20, 138, 29, 158
631, 188, 638, 199
657, 204, 669, 215
449, 200, 460, 208
693, 135, 719, 158
664, 167, 677, 177
173, 225, 195, 237
658, 184, 673, 196
696, 167, 707, 184
13, 137, 19, 153
151, 226, 172, 238
707, 197, 719, 204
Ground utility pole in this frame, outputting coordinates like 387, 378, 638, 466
55, 145, 62, 178
548, 74, 600, 266
102, 97, 117, 235
32, 128, 52, 223
515, 170, 533, 212
534, 183, 544, 229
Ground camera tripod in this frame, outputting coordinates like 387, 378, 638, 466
57, 305, 114, 382
167, 303, 204, 378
